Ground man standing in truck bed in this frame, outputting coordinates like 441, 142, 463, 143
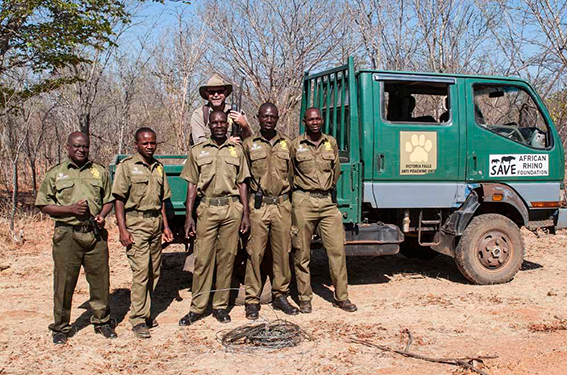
179, 110, 250, 325
112, 127, 174, 339
290, 107, 357, 314
242, 102, 299, 320
191, 74, 252, 145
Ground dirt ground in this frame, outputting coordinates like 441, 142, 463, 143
1, 220, 566, 375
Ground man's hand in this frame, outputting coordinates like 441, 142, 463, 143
163, 227, 174, 243
184, 216, 196, 238
228, 110, 247, 126
93, 214, 106, 229
119, 227, 134, 247
68, 200, 89, 216
228, 136, 242, 144
240, 213, 250, 234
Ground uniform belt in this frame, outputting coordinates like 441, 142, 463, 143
55, 221, 94, 233
261, 194, 289, 205
202, 196, 239, 206
126, 209, 160, 218
298, 189, 330, 198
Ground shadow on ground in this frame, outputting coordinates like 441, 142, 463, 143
72, 251, 192, 332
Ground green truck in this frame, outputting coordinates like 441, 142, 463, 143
110, 57, 566, 285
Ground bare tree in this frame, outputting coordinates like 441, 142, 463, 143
153, 11, 209, 153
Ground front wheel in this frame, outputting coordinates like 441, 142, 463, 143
455, 213, 524, 284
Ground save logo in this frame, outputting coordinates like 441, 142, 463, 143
489, 154, 549, 177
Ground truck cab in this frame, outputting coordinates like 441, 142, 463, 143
301, 57, 566, 284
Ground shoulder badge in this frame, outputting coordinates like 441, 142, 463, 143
324, 140, 332, 151
90, 167, 101, 179
280, 139, 288, 150
228, 146, 237, 157
157, 165, 163, 176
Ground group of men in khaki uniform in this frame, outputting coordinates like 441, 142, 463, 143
36, 74, 356, 345
178, 76, 357, 325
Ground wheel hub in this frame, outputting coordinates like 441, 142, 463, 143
477, 232, 512, 269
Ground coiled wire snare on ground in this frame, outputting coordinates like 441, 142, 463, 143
217, 319, 312, 351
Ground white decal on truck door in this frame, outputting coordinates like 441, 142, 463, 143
400, 132, 437, 175
489, 154, 549, 177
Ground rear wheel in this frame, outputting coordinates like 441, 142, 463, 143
399, 235, 439, 260
455, 213, 524, 284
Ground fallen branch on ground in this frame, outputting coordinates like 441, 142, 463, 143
350, 332, 498, 375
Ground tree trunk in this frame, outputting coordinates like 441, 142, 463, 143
79, 112, 90, 136
30, 160, 37, 196
10, 160, 18, 233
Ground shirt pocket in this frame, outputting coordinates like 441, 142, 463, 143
196, 156, 214, 182
131, 175, 149, 202
275, 152, 290, 174
55, 180, 75, 205
249, 150, 267, 177
295, 152, 315, 175
224, 156, 240, 181
321, 152, 335, 172
88, 179, 103, 206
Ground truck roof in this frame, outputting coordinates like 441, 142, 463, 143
357, 69, 526, 83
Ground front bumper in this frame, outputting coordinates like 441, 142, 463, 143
556, 208, 567, 230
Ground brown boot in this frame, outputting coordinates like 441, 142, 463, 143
299, 301, 312, 314
272, 296, 299, 315
333, 299, 357, 312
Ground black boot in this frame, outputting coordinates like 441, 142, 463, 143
272, 296, 299, 315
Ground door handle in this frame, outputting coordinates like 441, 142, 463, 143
377, 154, 385, 173
471, 155, 478, 175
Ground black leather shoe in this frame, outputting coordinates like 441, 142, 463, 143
179, 312, 202, 326
132, 323, 151, 339
299, 301, 312, 314
272, 296, 299, 315
333, 299, 358, 312
94, 324, 118, 339
245, 304, 260, 320
52, 332, 67, 345
146, 318, 159, 328
212, 309, 231, 324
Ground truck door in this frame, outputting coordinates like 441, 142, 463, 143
368, 74, 465, 208
464, 78, 564, 185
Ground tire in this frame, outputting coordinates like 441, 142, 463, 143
399, 235, 439, 260
455, 213, 524, 285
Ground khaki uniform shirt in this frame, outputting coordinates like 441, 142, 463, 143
35, 159, 113, 225
290, 133, 341, 191
243, 131, 292, 197
111, 153, 172, 211
181, 137, 250, 197
190, 103, 249, 145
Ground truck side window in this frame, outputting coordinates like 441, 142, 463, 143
473, 84, 550, 149
383, 81, 450, 124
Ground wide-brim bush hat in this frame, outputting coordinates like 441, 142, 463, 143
199, 74, 233, 100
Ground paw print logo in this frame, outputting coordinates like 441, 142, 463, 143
405, 134, 433, 162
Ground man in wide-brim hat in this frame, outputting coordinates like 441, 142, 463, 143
191, 74, 251, 145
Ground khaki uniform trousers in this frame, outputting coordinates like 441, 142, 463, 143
245, 199, 292, 305
190, 200, 243, 314
126, 213, 163, 327
50, 225, 110, 333
291, 191, 349, 302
